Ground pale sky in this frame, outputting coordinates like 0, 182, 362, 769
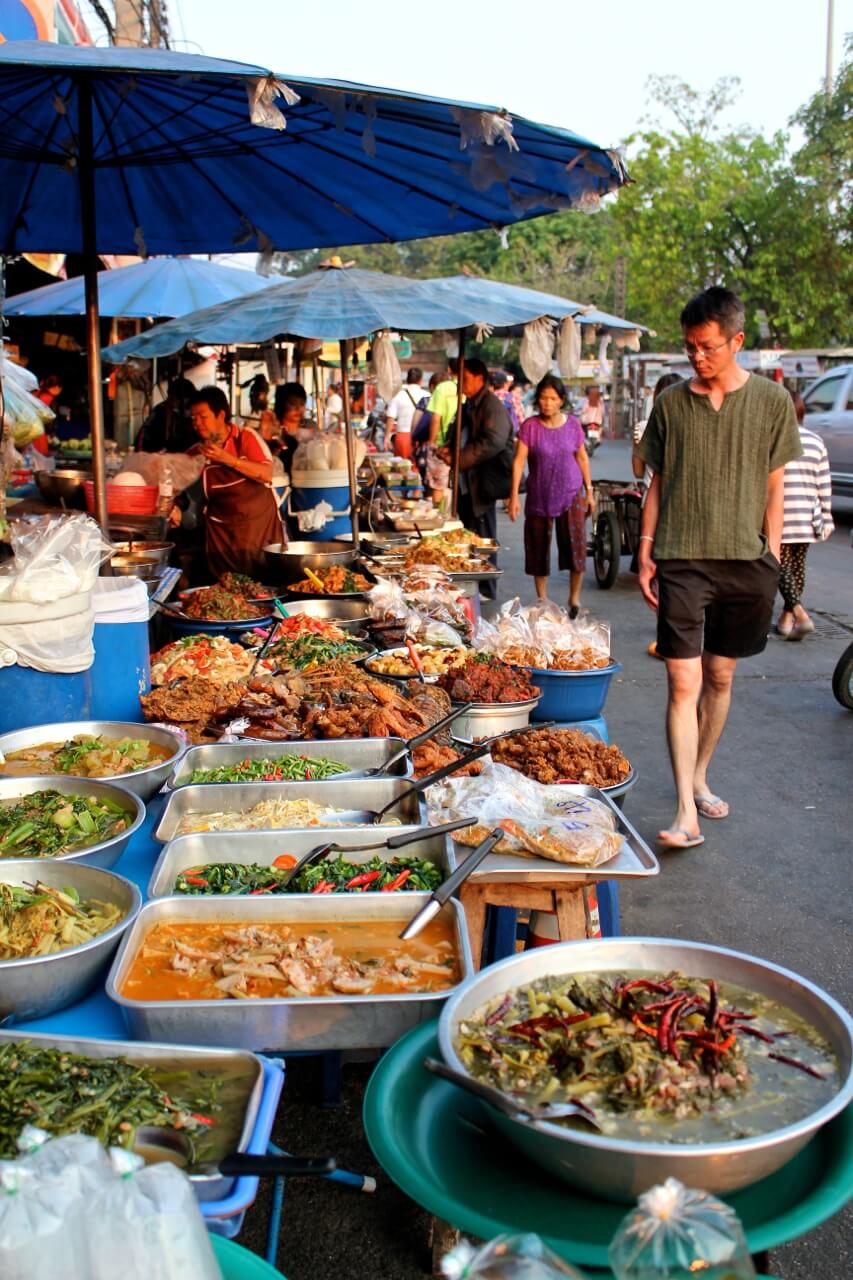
167, 0, 851, 149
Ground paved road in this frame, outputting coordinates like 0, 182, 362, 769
247, 441, 852, 1279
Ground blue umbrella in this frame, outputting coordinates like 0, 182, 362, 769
0, 41, 628, 525
3, 257, 276, 318
432, 276, 647, 333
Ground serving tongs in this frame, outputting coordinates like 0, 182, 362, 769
422, 1059, 602, 1132
400, 828, 505, 940
133, 1125, 337, 1177
279, 817, 478, 887
360, 704, 468, 777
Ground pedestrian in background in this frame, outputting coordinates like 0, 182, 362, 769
425, 357, 459, 505
507, 373, 594, 617
636, 286, 801, 852
776, 389, 834, 640
383, 367, 423, 459
578, 385, 604, 452
490, 369, 520, 433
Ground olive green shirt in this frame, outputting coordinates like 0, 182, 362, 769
637, 375, 802, 560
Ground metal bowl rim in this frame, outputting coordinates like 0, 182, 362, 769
438, 935, 853, 1158
525, 661, 623, 677
450, 695, 542, 712
0, 721, 185, 784
0, 862, 142, 970
0, 775, 146, 861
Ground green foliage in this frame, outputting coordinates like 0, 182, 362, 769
277, 52, 852, 351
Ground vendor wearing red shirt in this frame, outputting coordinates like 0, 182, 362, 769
186, 386, 283, 578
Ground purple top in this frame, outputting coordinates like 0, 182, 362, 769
518, 414, 585, 517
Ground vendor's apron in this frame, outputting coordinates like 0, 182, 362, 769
203, 462, 283, 578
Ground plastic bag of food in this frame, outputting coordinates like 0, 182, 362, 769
304, 435, 330, 471
87, 1149, 221, 1280
0, 1160, 91, 1280
443, 1232, 585, 1279
17, 1127, 112, 1198
327, 433, 349, 470
368, 576, 409, 621
0, 513, 114, 602
371, 330, 403, 403
427, 762, 623, 865
608, 1177, 756, 1279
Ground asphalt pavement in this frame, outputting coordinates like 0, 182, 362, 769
245, 440, 853, 1280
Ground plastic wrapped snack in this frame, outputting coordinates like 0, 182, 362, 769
474, 600, 610, 670
0, 513, 114, 602
608, 1178, 756, 1280
443, 1232, 585, 1279
427, 762, 623, 866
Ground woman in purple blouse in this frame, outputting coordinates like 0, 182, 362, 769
507, 374, 594, 617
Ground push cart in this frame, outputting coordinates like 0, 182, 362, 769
589, 479, 644, 589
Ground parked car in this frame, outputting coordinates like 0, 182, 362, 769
801, 365, 853, 499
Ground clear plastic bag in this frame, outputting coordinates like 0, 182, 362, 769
442, 1232, 585, 1279
0, 1160, 90, 1280
476, 599, 610, 669
119, 452, 205, 495
519, 317, 555, 384
0, 513, 114, 602
608, 1178, 757, 1280
427, 761, 623, 866
371, 330, 402, 403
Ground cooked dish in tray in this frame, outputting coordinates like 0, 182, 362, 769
289, 567, 372, 595
187, 753, 350, 785
175, 797, 400, 835
121, 917, 458, 999
366, 647, 468, 679
172, 854, 442, 896
0, 735, 173, 779
0, 880, 124, 959
151, 636, 270, 686
183, 586, 268, 621
491, 728, 631, 788
267, 633, 365, 671
0, 790, 132, 859
437, 654, 539, 704
457, 971, 839, 1143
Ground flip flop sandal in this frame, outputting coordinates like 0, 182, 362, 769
657, 827, 705, 851
694, 794, 729, 819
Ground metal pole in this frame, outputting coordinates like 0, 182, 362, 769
339, 339, 360, 547
450, 329, 466, 518
78, 78, 109, 532
826, 0, 835, 97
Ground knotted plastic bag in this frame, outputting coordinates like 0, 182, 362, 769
372, 330, 402, 403
608, 1178, 756, 1280
556, 315, 582, 379
442, 1232, 585, 1279
0, 513, 113, 602
0, 1159, 91, 1280
519, 317, 555, 383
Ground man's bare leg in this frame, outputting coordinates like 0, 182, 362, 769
693, 651, 736, 817
661, 656, 704, 843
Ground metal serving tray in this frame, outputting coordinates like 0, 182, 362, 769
147, 827, 456, 899
167, 738, 413, 789
0, 1029, 264, 1201
154, 778, 428, 843
106, 894, 473, 1052
456, 785, 659, 882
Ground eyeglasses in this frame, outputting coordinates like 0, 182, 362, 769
683, 338, 732, 360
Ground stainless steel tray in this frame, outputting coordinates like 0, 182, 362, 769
445, 568, 502, 582
147, 827, 456, 898
154, 778, 428, 842
0, 1029, 264, 1201
167, 738, 413, 788
453, 785, 659, 882
106, 894, 473, 1052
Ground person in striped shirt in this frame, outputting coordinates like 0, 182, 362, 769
776, 390, 834, 640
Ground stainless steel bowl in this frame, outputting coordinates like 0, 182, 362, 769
0, 861, 142, 1021
110, 553, 162, 582
272, 598, 370, 631
0, 776, 144, 869
438, 937, 853, 1201
35, 468, 91, 508
361, 534, 414, 556
450, 696, 542, 742
263, 540, 356, 586
111, 540, 174, 566
0, 721, 185, 801
363, 646, 468, 686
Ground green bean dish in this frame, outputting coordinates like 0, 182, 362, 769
0, 790, 132, 859
187, 753, 350, 785
457, 972, 839, 1144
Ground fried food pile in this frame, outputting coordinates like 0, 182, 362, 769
491, 728, 631, 787
289, 566, 372, 594
411, 742, 483, 780
437, 654, 539, 704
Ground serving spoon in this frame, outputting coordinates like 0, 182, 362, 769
278, 817, 477, 887
422, 1059, 602, 1131
132, 1126, 337, 1177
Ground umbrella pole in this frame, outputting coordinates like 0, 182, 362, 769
339, 338, 360, 549
78, 78, 109, 532
451, 328, 466, 519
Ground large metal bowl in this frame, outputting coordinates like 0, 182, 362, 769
0, 776, 144, 869
111, 540, 174, 566
263, 540, 356, 586
438, 937, 853, 1201
0, 860, 142, 1021
34, 468, 91, 508
272, 597, 371, 631
0, 720, 185, 801
450, 696, 542, 742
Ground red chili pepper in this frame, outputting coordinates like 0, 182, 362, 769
250, 884, 277, 894
691, 1033, 736, 1055
659, 995, 690, 1057
381, 868, 412, 892
184, 875, 209, 886
344, 870, 382, 889
631, 1014, 658, 1038
311, 880, 334, 894
619, 978, 674, 997
190, 1113, 214, 1126
304, 769, 313, 780
705, 979, 719, 1031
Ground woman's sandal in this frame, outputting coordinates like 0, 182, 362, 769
694, 794, 729, 819
657, 827, 705, 851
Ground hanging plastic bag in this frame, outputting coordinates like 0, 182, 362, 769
608, 1177, 757, 1280
519, 318, 555, 383
0, 513, 113, 603
556, 315, 582, 379
442, 1232, 585, 1279
372, 330, 402, 403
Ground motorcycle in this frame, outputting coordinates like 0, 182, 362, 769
831, 529, 853, 710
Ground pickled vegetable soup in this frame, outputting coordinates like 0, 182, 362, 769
458, 972, 840, 1144
1, 736, 172, 778
121, 917, 458, 1001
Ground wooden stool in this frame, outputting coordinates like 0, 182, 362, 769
459, 876, 599, 969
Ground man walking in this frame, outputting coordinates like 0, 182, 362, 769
636, 287, 801, 851
439, 357, 513, 601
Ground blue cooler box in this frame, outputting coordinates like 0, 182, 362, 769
288, 468, 351, 541
90, 577, 151, 722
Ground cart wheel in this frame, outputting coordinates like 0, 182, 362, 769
593, 510, 621, 588
831, 640, 853, 710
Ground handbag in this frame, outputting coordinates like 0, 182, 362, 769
477, 434, 515, 504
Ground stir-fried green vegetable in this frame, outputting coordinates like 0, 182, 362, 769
187, 752, 350, 785
0, 1041, 220, 1162
457, 972, 839, 1143
172, 854, 442, 896
0, 790, 131, 859
267, 634, 364, 670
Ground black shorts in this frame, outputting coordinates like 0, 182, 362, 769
655, 554, 780, 660
524, 496, 587, 577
